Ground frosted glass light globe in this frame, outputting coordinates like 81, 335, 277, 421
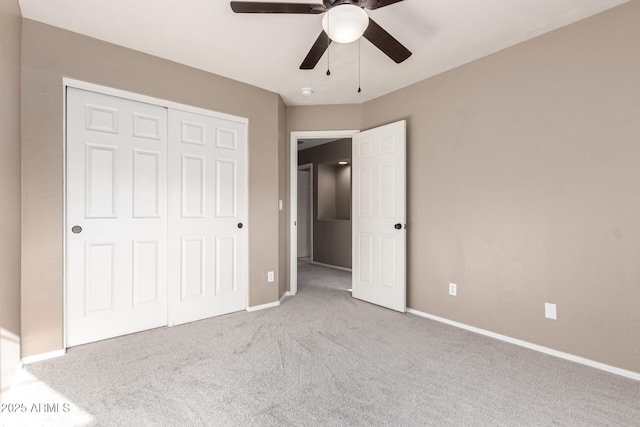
321, 4, 369, 44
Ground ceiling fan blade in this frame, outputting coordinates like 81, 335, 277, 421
300, 31, 331, 69
363, 0, 404, 10
363, 17, 412, 63
230, 1, 325, 14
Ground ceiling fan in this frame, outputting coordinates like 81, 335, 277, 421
230, 0, 412, 70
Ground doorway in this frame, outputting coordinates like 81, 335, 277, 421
289, 122, 407, 312
289, 130, 359, 295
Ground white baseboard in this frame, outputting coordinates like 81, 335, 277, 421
311, 261, 352, 272
21, 349, 66, 365
246, 301, 280, 312
279, 291, 294, 303
406, 308, 640, 382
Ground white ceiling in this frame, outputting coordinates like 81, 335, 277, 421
18, 0, 628, 106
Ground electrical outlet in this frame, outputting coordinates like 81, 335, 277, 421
268, 271, 275, 283
545, 303, 557, 320
449, 283, 457, 296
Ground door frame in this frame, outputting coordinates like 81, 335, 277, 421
297, 163, 314, 262
289, 130, 359, 295
63, 78, 250, 348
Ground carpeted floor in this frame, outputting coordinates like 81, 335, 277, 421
3, 262, 640, 426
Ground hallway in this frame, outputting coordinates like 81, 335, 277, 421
297, 260, 352, 293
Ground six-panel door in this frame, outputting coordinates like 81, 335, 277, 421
66, 88, 169, 346
352, 120, 406, 312
167, 109, 247, 326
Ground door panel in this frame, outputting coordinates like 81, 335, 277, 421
181, 155, 206, 217
133, 150, 162, 218
216, 236, 237, 294
133, 240, 160, 306
216, 159, 237, 217
85, 144, 118, 218
66, 87, 168, 347
352, 120, 406, 312
168, 109, 247, 326
85, 241, 115, 313
181, 237, 206, 300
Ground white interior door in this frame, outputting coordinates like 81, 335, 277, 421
352, 120, 406, 312
168, 108, 247, 326
66, 88, 168, 346
297, 169, 311, 258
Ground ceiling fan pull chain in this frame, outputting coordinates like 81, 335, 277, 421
358, 38, 362, 93
326, 13, 331, 76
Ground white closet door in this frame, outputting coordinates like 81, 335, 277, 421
168, 109, 247, 326
66, 88, 168, 347
352, 120, 406, 312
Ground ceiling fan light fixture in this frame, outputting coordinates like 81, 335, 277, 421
321, 4, 369, 44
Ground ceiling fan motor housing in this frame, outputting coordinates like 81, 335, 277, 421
323, 0, 369, 9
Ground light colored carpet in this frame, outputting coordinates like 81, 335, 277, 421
3, 263, 640, 426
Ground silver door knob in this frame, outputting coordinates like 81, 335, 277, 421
72, 225, 83, 234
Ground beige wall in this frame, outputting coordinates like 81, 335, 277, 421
361, 2, 640, 373
286, 2, 640, 373
335, 165, 351, 220
21, 20, 282, 357
286, 104, 362, 132
0, 0, 22, 403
